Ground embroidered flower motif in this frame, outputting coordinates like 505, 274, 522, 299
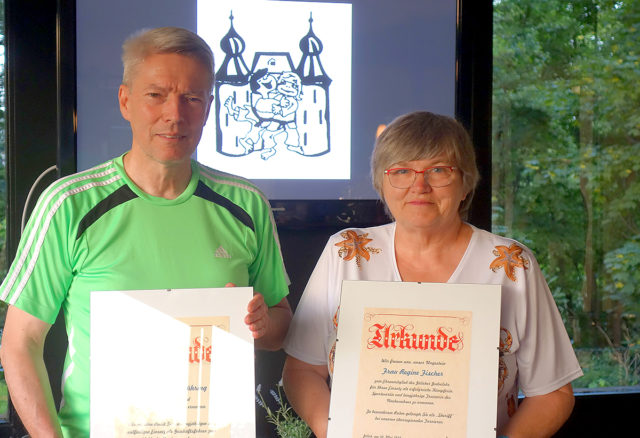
497, 328, 513, 392
332, 307, 340, 329
329, 341, 336, 376
499, 327, 513, 354
335, 230, 381, 268
490, 243, 529, 281
498, 357, 508, 392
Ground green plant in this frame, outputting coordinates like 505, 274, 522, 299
256, 383, 311, 438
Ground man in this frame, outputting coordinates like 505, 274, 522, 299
0, 27, 291, 437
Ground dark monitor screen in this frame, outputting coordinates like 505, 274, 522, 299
76, 0, 455, 210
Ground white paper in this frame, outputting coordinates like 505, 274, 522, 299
328, 281, 501, 438
90, 287, 255, 438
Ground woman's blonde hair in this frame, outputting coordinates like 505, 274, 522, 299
371, 111, 480, 220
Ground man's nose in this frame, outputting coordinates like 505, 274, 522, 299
163, 95, 185, 122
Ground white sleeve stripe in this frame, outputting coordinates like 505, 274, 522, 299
2, 173, 120, 303
198, 165, 264, 199
2, 164, 116, 298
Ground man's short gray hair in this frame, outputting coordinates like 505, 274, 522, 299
371, 111, 480, 220
122, 27, 215, 92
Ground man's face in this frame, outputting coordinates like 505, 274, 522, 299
118, 53, 213, 168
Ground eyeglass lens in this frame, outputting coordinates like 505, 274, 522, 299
387, 167, 454, 188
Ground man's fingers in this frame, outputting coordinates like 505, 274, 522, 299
249, 322, 267, 339
245, 304, 267, 325
246, 293, 265, 312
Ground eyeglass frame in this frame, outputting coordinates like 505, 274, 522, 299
383, 165, 458, 188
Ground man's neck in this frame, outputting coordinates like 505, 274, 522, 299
122, 151, 193, 200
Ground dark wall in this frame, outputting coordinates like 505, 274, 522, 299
3, 0, 636, 437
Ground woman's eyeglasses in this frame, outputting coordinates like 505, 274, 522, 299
384, 166, 457, 188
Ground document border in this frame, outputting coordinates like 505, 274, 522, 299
328, 281, 501, 438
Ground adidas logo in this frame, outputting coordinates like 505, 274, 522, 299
215, 246, 231, 259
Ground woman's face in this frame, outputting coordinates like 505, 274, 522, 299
382, 156, 468, 233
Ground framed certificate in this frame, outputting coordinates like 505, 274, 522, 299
328, 281, 501, 438
90, 287, 255, 437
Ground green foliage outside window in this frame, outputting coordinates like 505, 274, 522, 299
493, 0, 640, 389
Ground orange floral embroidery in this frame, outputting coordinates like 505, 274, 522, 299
490, 244, 529, 281
329, 341, 336, 376
499, 327, 513, 354
335, 230, 381, 268
498, 357, 508, 392
497, 328, 513, 392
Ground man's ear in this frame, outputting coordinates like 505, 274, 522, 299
118, 84, 131, 121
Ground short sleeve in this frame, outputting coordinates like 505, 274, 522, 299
284, 240, 336, 366
514, 252, 583, 396
248, 197, 289, 307
0, 185, 75, 324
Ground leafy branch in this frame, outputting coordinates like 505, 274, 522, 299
256, 383, 311, 438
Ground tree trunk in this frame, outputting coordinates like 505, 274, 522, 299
578, 86, 598, 317
495, 107, 515, 234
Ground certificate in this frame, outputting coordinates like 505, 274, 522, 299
90, 288, 255, 438
328, 281, 501, 438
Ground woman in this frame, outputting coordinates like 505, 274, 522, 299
282, 111, 583, 437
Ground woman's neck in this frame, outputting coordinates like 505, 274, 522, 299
395, 218, 466, 249
394, 220, 472, 283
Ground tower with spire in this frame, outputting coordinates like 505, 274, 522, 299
294, 13, 332, 156
215, 12, 253, 156
213, 11, 332, 159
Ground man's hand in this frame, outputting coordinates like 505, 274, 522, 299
245, 293, 270, 339
226, 283, 292, 350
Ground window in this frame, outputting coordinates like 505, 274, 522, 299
493, 0, 640, 390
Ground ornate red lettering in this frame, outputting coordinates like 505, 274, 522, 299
367, 323, 386, 349
189, 336, 212, 363
366, 323, 464, 353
